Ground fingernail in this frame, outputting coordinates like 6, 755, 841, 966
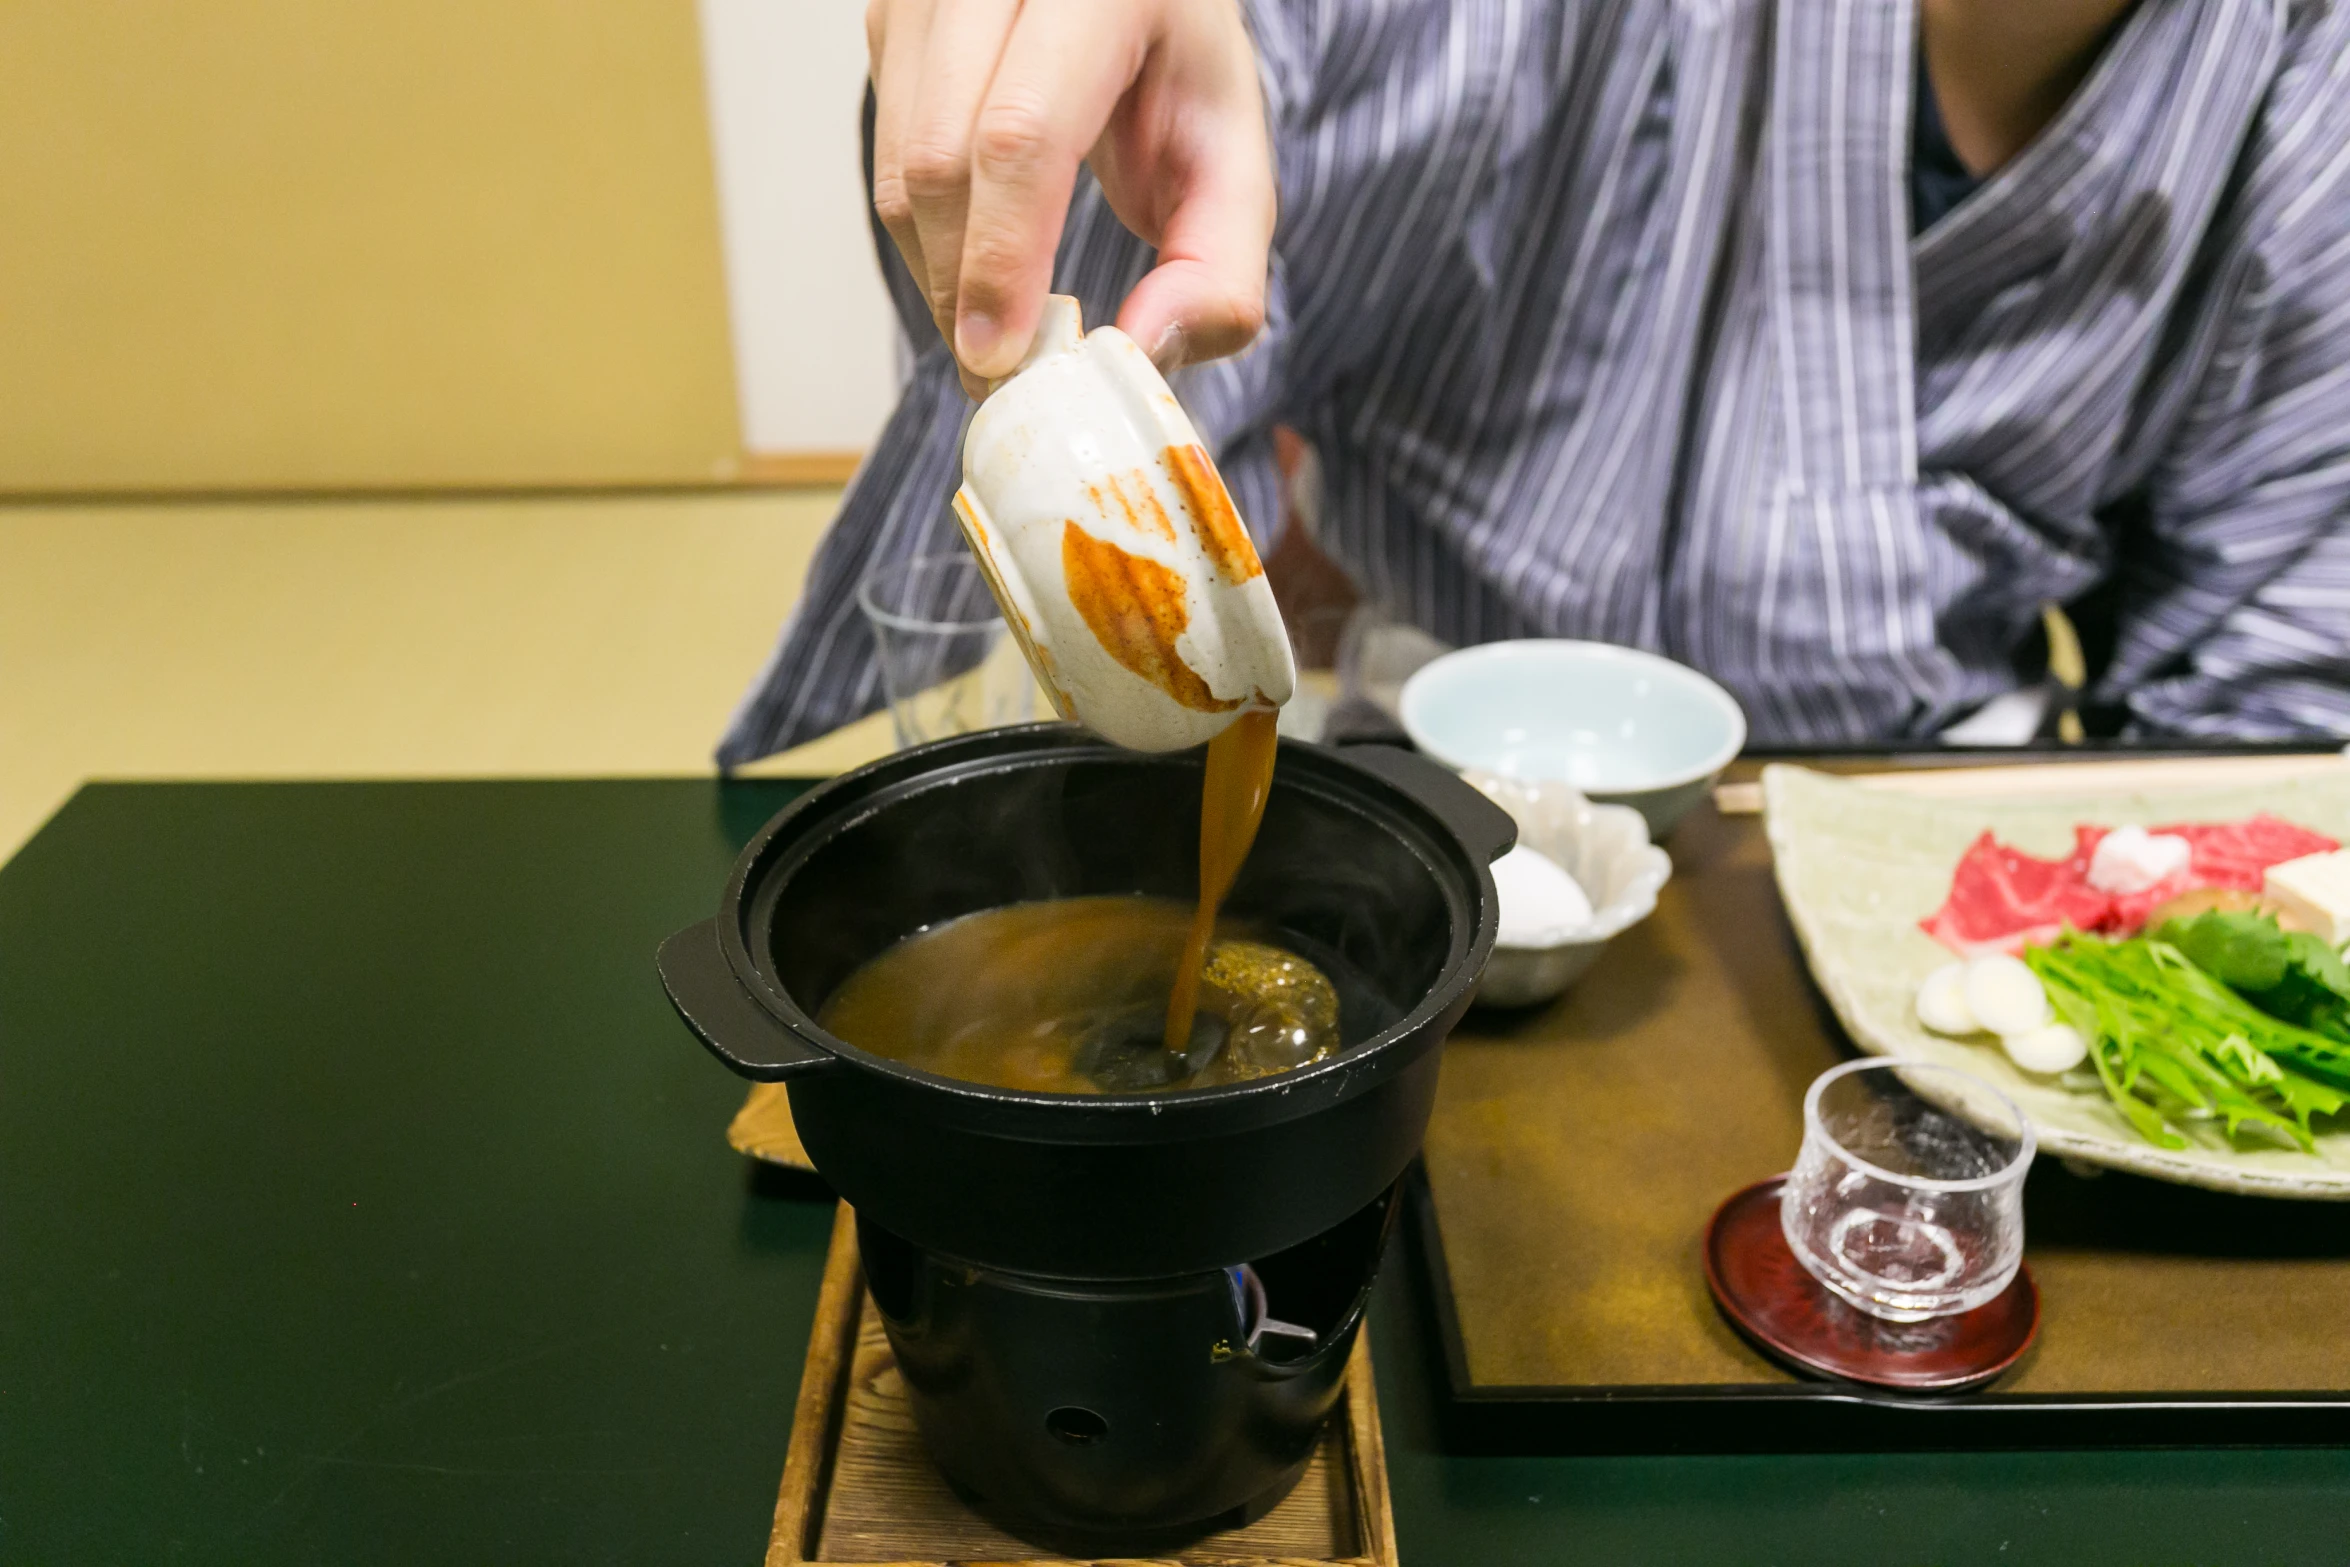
1149, 322, 1189, 374
957, 311, 1002, 374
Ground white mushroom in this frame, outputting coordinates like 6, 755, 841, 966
2003, 1022, 2089, 1075
1915, 962, 1979, 1036
1963, 955, 2052, 1038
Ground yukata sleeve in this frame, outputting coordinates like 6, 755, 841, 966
2109, 43, 2350, 739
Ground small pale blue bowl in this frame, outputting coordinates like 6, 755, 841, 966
1398, 640, 1746, 836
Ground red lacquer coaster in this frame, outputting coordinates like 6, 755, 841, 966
1704, 1175, 2040, 1394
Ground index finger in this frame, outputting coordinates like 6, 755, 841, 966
952, 0, 1135, 379
866, 0, 937, 311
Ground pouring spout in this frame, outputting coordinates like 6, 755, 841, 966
982, 295, 1088, 396
1014, 294, 1088, 373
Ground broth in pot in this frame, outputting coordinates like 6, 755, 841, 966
819, 894, 1339, 1094
822, 704, 1310, 1095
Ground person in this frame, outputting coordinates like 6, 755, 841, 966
718, 0, 2350, 765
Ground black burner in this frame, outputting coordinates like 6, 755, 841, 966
861, 1183, 1399, 1544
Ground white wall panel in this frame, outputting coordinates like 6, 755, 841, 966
700, 0, 900, 455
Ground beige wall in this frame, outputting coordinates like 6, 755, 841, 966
0, 0, 743, 492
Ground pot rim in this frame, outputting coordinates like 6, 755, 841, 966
714, 723, 1498, 1135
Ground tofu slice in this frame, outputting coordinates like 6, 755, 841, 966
2262, 849, 2350, 946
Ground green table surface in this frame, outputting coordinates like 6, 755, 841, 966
3, 778, 2345, 1565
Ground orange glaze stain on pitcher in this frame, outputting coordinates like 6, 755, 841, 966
1162, 444, 1265, 586
1060, 522, 1244, 715
952, 489, 1077, 719
1086, 472, 1179, 543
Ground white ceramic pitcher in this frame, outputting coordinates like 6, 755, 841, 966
952, 296, 1294, 752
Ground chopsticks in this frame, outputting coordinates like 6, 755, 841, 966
2043, 601, 2088, 747
1712, 751, 2350, 816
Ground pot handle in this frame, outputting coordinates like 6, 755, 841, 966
656, 918, 836, 1080
1340, 746, 1518, 865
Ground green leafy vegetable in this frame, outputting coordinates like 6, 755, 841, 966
2023, 932, 2350, 1152
2158, 910, 2293, 990
2157, 910, 2350, 1053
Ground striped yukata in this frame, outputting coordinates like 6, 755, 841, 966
718, 0, 2350, 765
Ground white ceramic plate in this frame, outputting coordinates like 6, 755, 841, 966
1763, 763, 2350, 1199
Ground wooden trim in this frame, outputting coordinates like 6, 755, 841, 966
1343, 1334, 1399, 1566
737, 450, 865, 486
769, 1201, 864, 1567
0, 457, 865, 507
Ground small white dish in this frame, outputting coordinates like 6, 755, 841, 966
1465, 773, 1673, 1008
1399, 640, 1746, 835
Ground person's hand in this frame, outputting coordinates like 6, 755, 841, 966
867, 0, 1276, 398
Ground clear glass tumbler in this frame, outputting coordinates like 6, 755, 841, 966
858, 551, 1044, 749
1780, 1059, 2035, 1322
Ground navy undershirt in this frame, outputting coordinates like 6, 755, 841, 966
1911, 52, 1981, 235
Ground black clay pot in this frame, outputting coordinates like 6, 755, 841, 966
658, 723, 1509, 1540
658, 723, 1513, 1280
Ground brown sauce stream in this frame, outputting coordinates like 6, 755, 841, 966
1165, 707, 1280, 1052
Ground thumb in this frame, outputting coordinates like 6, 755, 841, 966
1113, 166, 1274, 371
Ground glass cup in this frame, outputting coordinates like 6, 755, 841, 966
1780, 1059, 2035, 1322
858, 551, 1044, 749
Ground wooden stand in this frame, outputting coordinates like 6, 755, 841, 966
768, 1204, 1398, 1567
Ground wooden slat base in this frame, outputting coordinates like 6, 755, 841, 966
769, 1204, 1397, 1567
728, 1083, 813, 1171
